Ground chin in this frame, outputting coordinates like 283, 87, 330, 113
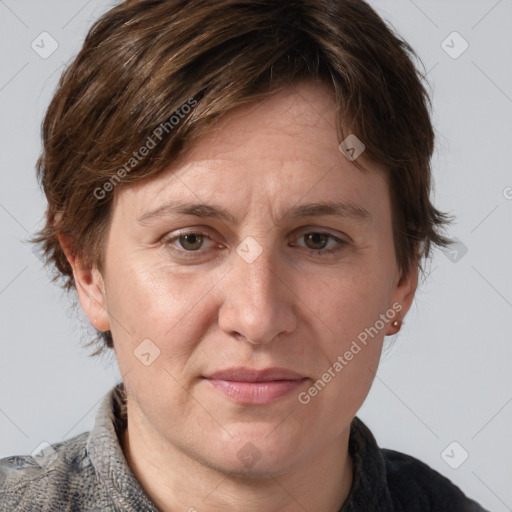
214, 426, 304, 476
204, 448, 300, 479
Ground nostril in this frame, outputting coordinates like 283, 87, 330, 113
233, 332, 258, 344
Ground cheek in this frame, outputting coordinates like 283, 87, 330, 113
104, 254, 233, 377
107, 255, 213, 331
304, 260, 394, 342
105, 259, 215, 418
297, 295, 384, 434
293, 333, 382, 447
300, 262, 392, 402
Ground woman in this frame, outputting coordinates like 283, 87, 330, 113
0, 0, 489, 510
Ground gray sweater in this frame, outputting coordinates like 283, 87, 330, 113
0, 384, 489, 511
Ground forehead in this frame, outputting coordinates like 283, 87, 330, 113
114, 82, 389, 222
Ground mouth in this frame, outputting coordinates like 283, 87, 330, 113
203, 367, 309, 405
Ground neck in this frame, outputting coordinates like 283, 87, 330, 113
120, 406, 354, 512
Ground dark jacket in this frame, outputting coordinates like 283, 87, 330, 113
0, 384, 489, 511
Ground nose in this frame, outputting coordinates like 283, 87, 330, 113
218, 244, 298, 345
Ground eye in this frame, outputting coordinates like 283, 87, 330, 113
176, 233, 205, 251
291, 231, 348, 255
161, 229, 348, 260
162, 231, 218, 257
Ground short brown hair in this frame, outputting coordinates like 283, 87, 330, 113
32, 0, 453, 353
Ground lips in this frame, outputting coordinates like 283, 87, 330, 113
203, 367, 308, 405
205, 367, 305, 382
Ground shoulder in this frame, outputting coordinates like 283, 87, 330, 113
381, 448, 488, 511
0, 432, 111, 511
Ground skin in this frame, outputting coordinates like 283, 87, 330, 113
62, 80, 418, 512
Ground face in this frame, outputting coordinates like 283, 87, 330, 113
72, 81, 417, 477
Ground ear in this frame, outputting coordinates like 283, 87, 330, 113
58, 234, 111, 333
385, 258, 419, 336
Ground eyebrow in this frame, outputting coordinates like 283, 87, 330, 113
136, 200, 372, 225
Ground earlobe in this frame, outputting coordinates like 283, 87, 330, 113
76, 266, 111, 332
57, 234, 111, 332
386, 263, 419, 336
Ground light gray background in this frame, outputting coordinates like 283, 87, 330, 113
0, 1, 511, 510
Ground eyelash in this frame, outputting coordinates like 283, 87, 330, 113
162, 230, 348, 259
